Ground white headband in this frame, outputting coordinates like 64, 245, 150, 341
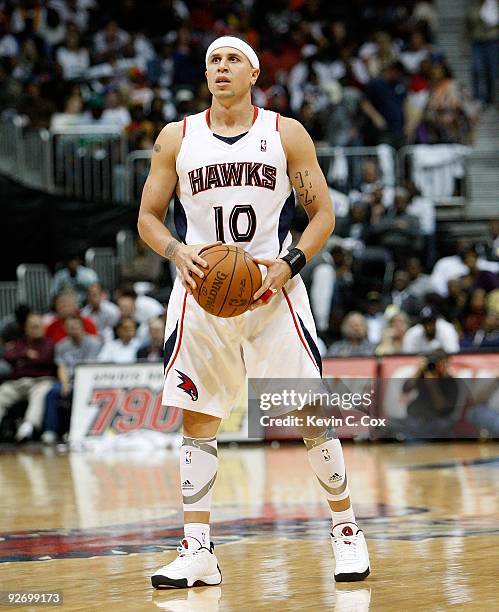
205, 36, 259, 69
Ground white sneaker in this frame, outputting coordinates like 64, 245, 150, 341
15, 421, 34, 442
331, 523, 370, 582
151, 537, 222, 589
41, 431, 57, 445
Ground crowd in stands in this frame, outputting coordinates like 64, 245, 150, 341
0, 226, 497, 444
0, 0, 484, 149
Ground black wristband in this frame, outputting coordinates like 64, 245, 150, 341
280, 248, 307, 278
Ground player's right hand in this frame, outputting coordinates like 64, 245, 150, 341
175, 242, 222, 294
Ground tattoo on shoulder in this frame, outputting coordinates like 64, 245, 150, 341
153, 144, 162, 153
164, 239, 180, 261
295, 169, 315, 206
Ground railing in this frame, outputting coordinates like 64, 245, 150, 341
0, 115, 475, 208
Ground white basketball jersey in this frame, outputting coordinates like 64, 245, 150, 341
175, 107, 294, 260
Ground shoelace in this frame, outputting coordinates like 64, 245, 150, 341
158, 542, 201, 571
334, 534, 360, 562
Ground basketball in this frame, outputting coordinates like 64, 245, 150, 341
193, 245, 262, 317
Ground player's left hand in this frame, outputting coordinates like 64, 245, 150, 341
250, 258, 292, 310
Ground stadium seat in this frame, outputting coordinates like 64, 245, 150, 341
16, 264, 52, 313
0, 282, 18, 320
116, 230, 136, 266
85, 247, 119, 294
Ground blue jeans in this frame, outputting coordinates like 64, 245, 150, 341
44, 383, 72, 434
472, 41, 497, 104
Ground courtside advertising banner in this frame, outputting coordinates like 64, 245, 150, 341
70, 363, 251, 445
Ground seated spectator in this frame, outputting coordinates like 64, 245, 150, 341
405, 256, 435, 298
120, 236, 163, 285
310, 244, 354, 336
50, 93, 85, 130
431, 240, 499, 296
361, 31, 399, 79
137, 318, 165, 361
327, 312, 376, 357
403, 305, 459, 354
376, 308, 410, 355
44, 315, 102, 443
94, 21, 130, 61
461, 310, 499, 349
81, 283, 121, 342
441, 278, 467, 324
400, 29, 432, 75
55, 27, 90, 81
389, 269, 423, 318
0, 304, 32, 344
369, 188, 422, 265
115, 287, 164, 324
335, 201, 370, 245
97, 317, 140, 363
363, 291, 386, 344
45, 291, 98, 344
460, 250, 499, 294
52, 255, 99, 305
418, 61, 472, 144
101, 90, 132, 130
0, 314, 55, 442
459, 288, 488, 336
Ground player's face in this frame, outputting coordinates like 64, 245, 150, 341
205, 47, 259, 99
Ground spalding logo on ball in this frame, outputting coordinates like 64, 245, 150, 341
193, 245, 262, 317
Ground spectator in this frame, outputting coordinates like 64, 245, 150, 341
400, 29, 432, 75
461, 310, 499, 348
366, 62, 407, 148
419, 62, 471, 144
361, 31, 399, 79
0, 14, 19, 58
56, 27, 90, 81
327, 312, 376, 357
441, 278, 468, 324
101, 91, 132, 130
0, 314, 55, 442
94, 21, 130, 60
50, 93, 85, 129
52, 255, 99, 304
403, 305, 459, 354
376, 309, 410, 355
405, 257, 436, 301
466, 0, 498, 105
137, 318, 165, 361
45, 291, 98, 344
97, 317, 140, 363
460, 250, 499, 293
120, 236, 163, 285
389, 269, 423, 317
0, 304, 32, 344
406, 181, 437, 269
369, 188, 422, 265
310, 245, 354, 336
363, 291, 386, 345
81, 283, 121, 342
44, 315, 101, 443
115, 287, 164, 324
431, 240, 499, 296
39, 7, 66, 51
459, 288, 488, 336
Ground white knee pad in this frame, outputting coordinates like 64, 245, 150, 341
305, 434, 350, 502
180, 436, 218, 513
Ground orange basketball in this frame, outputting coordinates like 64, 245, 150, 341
193, 245, 262, 318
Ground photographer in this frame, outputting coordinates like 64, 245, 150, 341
391, 350, 466, 438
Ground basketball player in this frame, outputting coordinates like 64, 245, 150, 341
137, 36, 370, 588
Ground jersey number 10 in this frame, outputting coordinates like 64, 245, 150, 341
213, 205, 257, 243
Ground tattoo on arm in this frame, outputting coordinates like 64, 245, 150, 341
164, 238, 180, 261
153, 144, 162, 153
295, 170, 315, 206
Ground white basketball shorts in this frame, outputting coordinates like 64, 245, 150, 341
162, 275, 322, 418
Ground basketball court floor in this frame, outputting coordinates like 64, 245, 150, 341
1, 441, 498, 611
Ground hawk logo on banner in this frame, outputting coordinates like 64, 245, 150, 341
176, 370, 198, 401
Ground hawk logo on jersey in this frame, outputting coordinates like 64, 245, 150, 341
260, 139, 266, 152
188, 162, 277, 195
176, 370, 198, 401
